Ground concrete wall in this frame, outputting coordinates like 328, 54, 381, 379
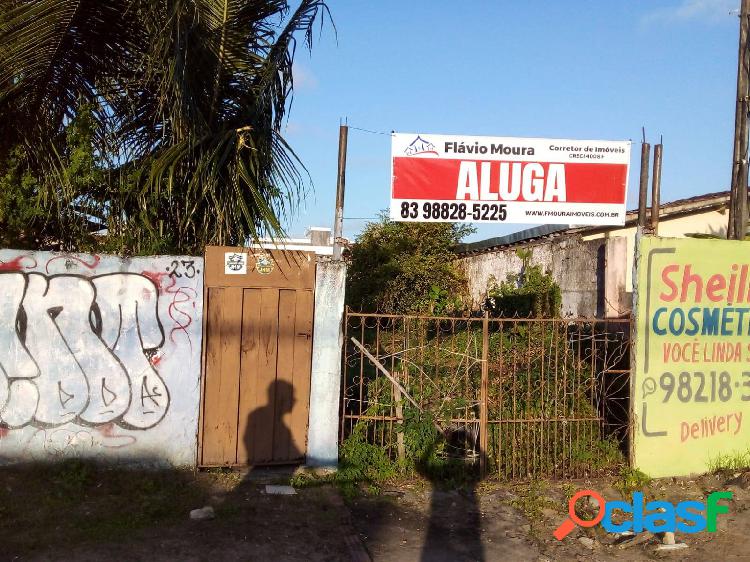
459, 208, 728, 319
306, 258, 347, 467
0, 250, 203, 466
604, 236, 629, 317
582, 207, 728, 292
458, 236, 604, 317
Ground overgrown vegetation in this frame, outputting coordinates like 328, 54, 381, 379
346, 215, 474, 314
484, 250, 562, 317
340, 294, 629, 485
0, 1, 331, 255
0, 106, 113, 252
342, 231, 627, 489
293, 412, 477, 498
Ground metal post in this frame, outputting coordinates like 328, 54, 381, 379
650, 143, 663, 234
333, 124, 349, 260
729, 0, 750, 240
638, 142, 651, 231
479, 312, 489, 478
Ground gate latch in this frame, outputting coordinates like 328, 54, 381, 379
296, 332, 311, 339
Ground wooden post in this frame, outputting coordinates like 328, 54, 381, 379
479, 312, 489, 478
350, 337, 443, 433
638, 141, 651, 231
333, 124, 349, 259
394, 371, 405, 463
729, 0, 750, 240
650, 142, 663, 234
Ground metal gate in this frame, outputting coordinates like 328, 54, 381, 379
341, 311, 632, 479
199, 247, 316, 467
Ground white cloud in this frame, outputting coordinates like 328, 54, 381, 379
292, 63, 319, 90
642, 0, 738, 25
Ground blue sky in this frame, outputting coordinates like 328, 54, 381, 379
283, 0, 739, 242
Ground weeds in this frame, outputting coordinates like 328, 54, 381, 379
570, 436, 624, 472
293, 415, 478, 499
614, 466, 651, 496
509, 480, 556, 520
707, 449, 750, 473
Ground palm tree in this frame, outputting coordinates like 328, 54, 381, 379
0, 0, 331, 253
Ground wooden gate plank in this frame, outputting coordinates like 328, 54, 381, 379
201, 287, 243, 465
237, 288, 262, 465
274, 290, 297, 461
251, 288, 280, 464
201, 288, 223, 465
289, 289, 314, 460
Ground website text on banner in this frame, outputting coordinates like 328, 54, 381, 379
634, 237, 750, 478
390, 133, 631, 226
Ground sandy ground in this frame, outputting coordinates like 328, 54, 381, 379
4, 465, 750, 561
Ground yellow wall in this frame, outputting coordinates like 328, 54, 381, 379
634, 236, 750, 477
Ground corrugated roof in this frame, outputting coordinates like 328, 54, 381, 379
455, 224, 569, 254
456, 189, 742, 256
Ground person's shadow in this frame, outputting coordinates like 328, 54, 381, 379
418, 426, 485, 562
242, 380, 301, 465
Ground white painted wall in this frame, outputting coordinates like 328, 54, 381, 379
0, 250, 203, 466
306, 259, 347, 467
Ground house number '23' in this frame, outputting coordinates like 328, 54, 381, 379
165, 260, 198, 278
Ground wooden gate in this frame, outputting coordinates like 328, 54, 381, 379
199, 246, 316, 467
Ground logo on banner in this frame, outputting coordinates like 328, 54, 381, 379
404, 135, 438, 157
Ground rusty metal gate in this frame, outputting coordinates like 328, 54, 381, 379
341, 311, 632, 479
199, 247, 316, 467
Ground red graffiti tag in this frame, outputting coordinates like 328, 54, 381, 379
140, 270, 170, 288
0, 255, 37, 271
95, 423, 137, 448
45, 254, 101, 274
141, 270, 196, 350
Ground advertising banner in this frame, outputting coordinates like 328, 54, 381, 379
390, 132, 631, 225
634, 237, 750, 477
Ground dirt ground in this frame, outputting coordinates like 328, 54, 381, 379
3, 462, 750, 561
349, 472, 750, 561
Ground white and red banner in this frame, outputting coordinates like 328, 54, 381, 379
390, 132, 631, 225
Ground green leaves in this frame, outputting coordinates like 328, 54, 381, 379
346, 215, 475, 314
0, 0, 330, 254
486, 265, 562, 318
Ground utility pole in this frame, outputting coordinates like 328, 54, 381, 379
729, 0, 750, 240
637, 137, 650, 232
651, 141, 663, 235
333, 124, 348, 260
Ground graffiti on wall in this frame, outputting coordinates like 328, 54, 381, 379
0, 251, 203, 465
0, 271, 170, 429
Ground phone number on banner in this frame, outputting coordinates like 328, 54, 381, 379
396, 200, 508, 222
